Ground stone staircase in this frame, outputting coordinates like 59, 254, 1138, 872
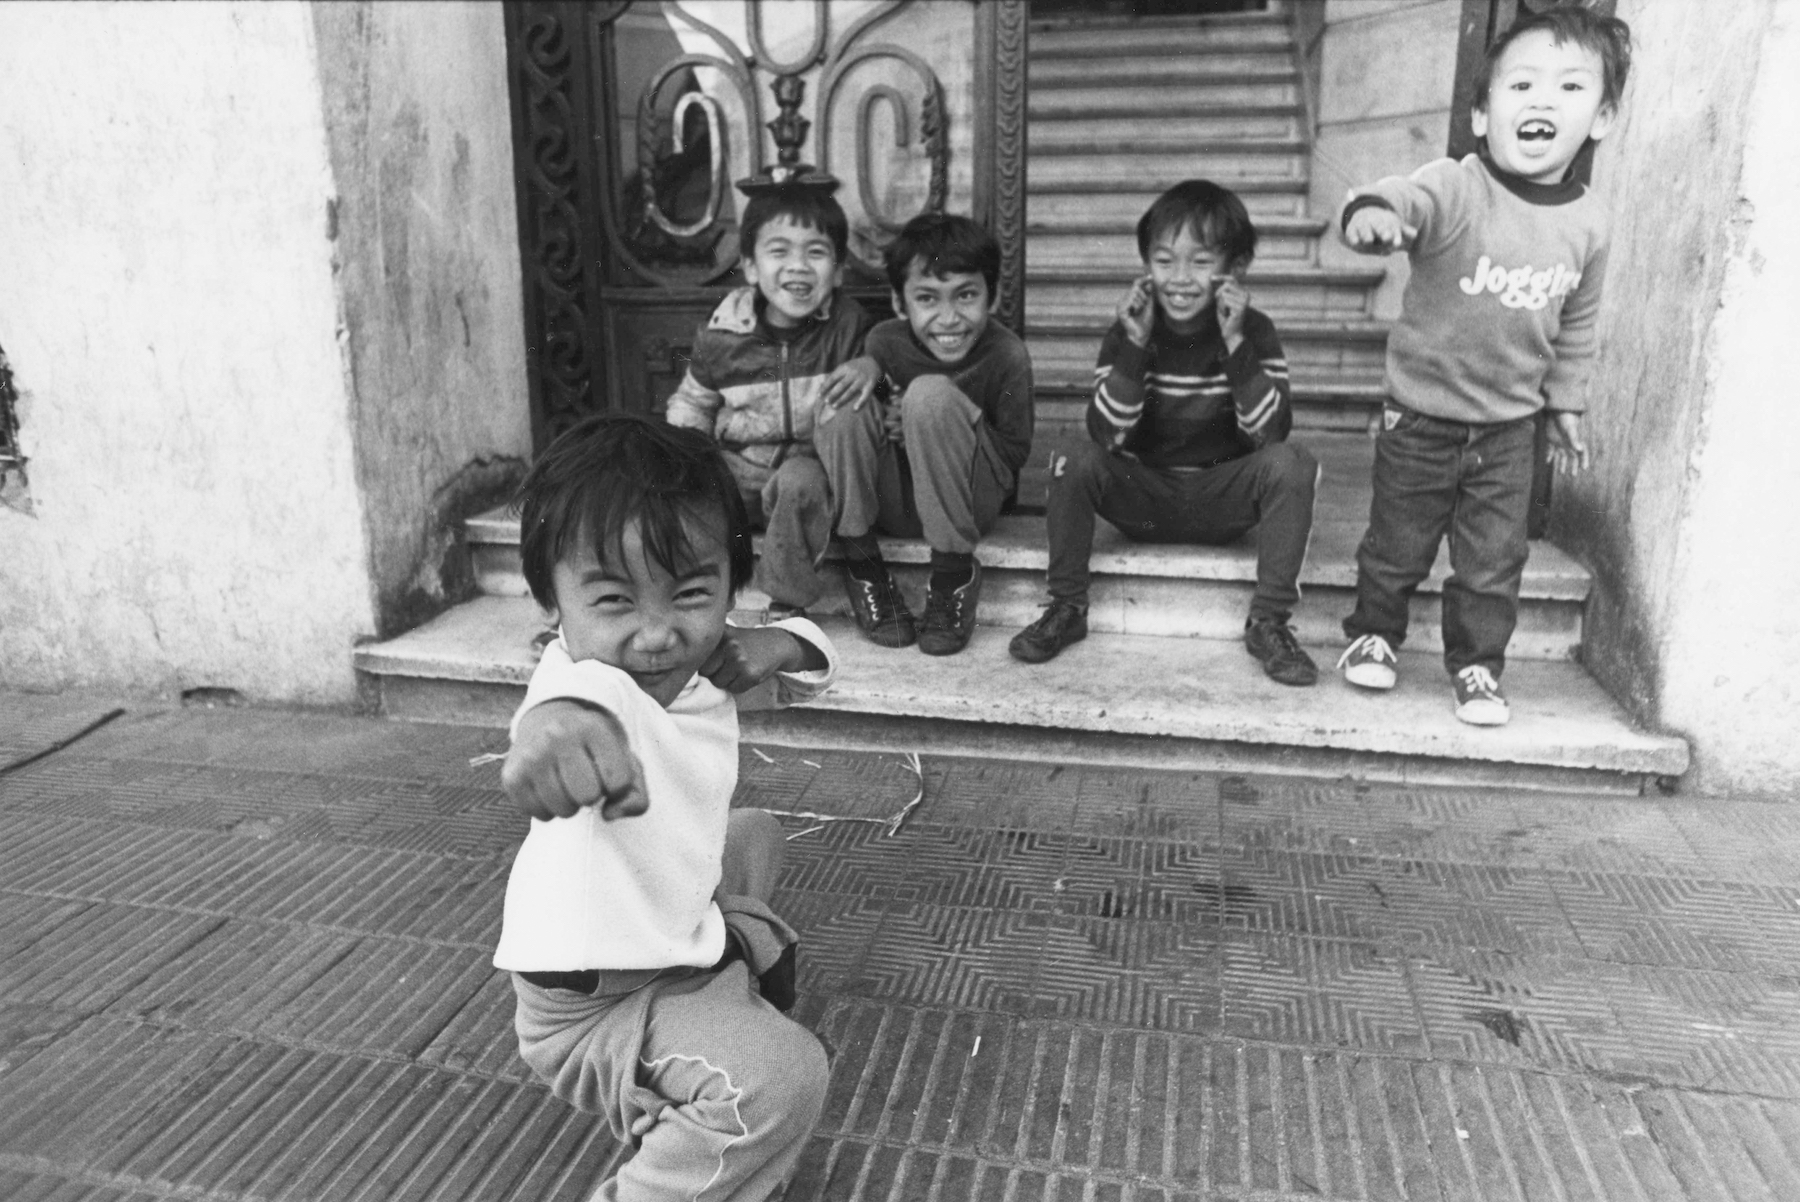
354, 6, 1687, 793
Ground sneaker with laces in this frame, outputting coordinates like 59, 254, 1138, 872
1245, 616, 1318, 686
1009, 599, 1088, 664
1337, 634, 1398, 690
1452, 664, 1509, 726
841, 569, 916, 648
918, 561, 983, 656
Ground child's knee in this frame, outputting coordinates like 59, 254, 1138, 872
762, 456, 830, 512
748, 1020, 829, 1136
900, 376, 975, 429
1047, 439, 1110, 489
1258, 441, 1318, 494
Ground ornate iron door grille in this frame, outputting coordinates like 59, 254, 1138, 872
504, 0, 1027, 451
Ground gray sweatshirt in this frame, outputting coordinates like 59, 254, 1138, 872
1345, 153, 1609, 424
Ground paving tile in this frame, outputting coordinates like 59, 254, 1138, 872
1219, 848, 1392, 943
415, 969, 537, 1083
1407, 946, 1634, 1075
1219, 932, 1427, 1054
1073, 767, 1221, 841
1666, 801, 1800, 887
856, 905, 1048, 1014
0, 902, 222, 1015
1035, 918, 1222, 1030
1547, 869, 1797, 972
914, 758, 1083, 832
1056, 833, 1222, 923
773, 892, 888, 995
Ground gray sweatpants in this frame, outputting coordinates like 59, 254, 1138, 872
511, 811, 827, 1202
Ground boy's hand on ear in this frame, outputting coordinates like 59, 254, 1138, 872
1547, 412, 1591, 476
1117, 275, 1155, 346
1214, 277, 1249, 352
1343, 207, 1416, 254
503, 699, 648, 823
819, 356, 881, 416
701, 625, 826, 693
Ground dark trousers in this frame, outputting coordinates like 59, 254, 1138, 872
1343, 406, 1535, 677
1044, 439, 1319, 621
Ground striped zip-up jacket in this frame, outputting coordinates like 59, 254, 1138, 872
1087, 307, 1292, 470
664, 287, 871, 470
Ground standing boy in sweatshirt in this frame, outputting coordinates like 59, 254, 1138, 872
1336, 7, 1630, 725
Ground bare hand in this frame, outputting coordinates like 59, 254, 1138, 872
699, 626, 817, 694
1214, 276, 1249, 351
1547, 411, 1590, 476
1117, 275, 1154, 346
503, 699, 648, 823
819, 356, 881, 415
1343, 207, 1416, 254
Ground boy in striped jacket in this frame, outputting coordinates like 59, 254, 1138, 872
1010, 179, 1321, 686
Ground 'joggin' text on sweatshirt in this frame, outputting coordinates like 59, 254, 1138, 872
1343, 153, 1609, 424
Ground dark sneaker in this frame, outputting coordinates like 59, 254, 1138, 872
1009, 599, 1089, 664
842, 569, 916, 648
1337, 633, 1398, 690
918, 561, 983, 656
1452, 665, 1509, 726
1245, 616, 1318, 687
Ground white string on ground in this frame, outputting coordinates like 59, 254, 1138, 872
770, 751, 925, 840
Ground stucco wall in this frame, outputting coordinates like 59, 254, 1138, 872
0, 3, 374, 703
1309, 0, 1461, 318
1556, 0, 1797, 795
311, 3, 532, 639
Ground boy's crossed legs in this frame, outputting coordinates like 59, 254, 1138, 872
513, 811, 827, 1202
817, 375, 1012, 654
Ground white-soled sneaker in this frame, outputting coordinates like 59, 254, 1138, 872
1337, 634, 1398, 690
1452, 665, 1510, 726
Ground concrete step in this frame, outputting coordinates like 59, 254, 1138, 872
354, 598, 1688, 793
1031, 378, 1387, 434
1031, 49, 1294, 82
1028, 316, 1391, 379
1030, 78, 1301, 115
1029, 182, 1311, 223
1029, 143, 1309, 186
1027, 108, 1305, 147
1029, 14, 1293, 55
461, 432, 1582, 661
1026, 217, 1327, 267
1026, 266, 1386, 323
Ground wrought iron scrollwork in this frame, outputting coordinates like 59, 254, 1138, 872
514, 5, 595, 432
609, 0, 949, 284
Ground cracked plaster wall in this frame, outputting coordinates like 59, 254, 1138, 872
0, 3, 374, 703
1557, 0, 1799, 795
310, 2, 530, 639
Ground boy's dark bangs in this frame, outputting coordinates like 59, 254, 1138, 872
584, 489, 725, 585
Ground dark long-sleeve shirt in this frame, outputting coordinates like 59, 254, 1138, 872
1088, 307, 1291, 469
864, 318, 1035, 478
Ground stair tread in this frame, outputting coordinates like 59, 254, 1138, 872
1030, 68, 1298, 89
1028, 215, 1329, 235
1030, 138, 1308, 157
1029, 316, 1390, 338
1031, 176, 1309, 195
1032, 379, 1388, 399
354, 598, 1686, 777
465, 433, 1588, 601
1026, 265, 1385, 285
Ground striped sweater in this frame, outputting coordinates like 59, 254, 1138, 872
1087, 308, 1292, 470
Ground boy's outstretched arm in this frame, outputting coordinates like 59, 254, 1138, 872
1341, 204, 1417, 255
503, 699, 648, 822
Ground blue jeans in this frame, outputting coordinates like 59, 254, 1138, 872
1343, 406, 1535, 676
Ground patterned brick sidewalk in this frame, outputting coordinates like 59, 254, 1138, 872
3, 696, 1800, 1200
